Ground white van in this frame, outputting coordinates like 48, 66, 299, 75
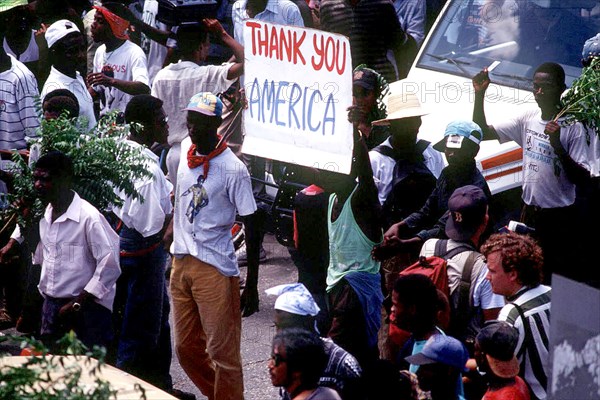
394, 0, 599, 199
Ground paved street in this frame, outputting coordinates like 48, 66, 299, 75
1, 233, 297, 400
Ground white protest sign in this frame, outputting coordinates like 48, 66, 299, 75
242, 20, 353, 174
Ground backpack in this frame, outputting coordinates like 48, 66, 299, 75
372, 141, 437, 228
398, 239, 481, 342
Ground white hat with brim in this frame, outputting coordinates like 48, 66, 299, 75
372, 92, 428, 126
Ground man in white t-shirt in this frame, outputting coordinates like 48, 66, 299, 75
473, 62, 591, 283
166, 92, 260, 399
87, 5, 149, 116
152, 19, 243, 187
42, 20, 96, 130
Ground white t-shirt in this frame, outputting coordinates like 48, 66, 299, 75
494, 108, 591, 208
151, 61, 236, 145
420, 239, 505, 310
112, 140, 173, 237
0, 55, 39, 150
141, 0, 168, 85
173, 137, 257, 277
41, 66, 97, 130
369, 138, 445, 205
93, 40, 149, 115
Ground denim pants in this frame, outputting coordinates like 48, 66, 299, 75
114, 226, 172, 390
41, 296, 112, 351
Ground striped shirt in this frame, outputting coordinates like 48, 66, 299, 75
498, 285, 551, 400
319, 0, 407, 83
0, 55, 39, 150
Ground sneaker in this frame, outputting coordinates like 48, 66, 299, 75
236, 243, 267, 266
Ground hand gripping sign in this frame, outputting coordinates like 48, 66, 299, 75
242, 20, 353, 174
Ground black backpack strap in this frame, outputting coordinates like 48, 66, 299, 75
443, 243, 477, 260
433, 239, 448, 257
455, 251, 480, 314
416, 139, 431, 154
371, 144, 398, 160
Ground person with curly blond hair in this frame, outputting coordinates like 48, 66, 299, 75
481, 232, 550, 400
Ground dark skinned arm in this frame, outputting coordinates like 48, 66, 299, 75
203, 19, 244, 80
58, 290, 95, 317
351, 126, 383, 243
483, 307, 501, 321
472, 69, 500, 141
86, 72, 150, 95
546, 120, 591, 186
240, 212, 260, 317
347, 104, 382, 241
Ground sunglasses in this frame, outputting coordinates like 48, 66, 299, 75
270, 353, 287, 367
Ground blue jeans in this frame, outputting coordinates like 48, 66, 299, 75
114, 226, 172, 390
41, 296, 112, 351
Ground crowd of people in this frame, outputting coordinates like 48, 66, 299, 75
0, 1, 598, 400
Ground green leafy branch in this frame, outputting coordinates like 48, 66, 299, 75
557, 57, 600, 133
0, 112, 152, 231
0, 332, 147, 399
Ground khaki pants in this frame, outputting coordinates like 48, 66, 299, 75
170, 256, 243, 400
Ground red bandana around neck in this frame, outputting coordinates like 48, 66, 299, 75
187, 138, 228, 178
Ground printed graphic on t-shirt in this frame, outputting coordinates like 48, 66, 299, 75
182, 175, 209, 223
523, 128, 561, 181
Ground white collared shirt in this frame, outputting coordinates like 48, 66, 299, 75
232, 0, 304, 46
34, 192, 121, 311
112, 140, 173, 237
41, 66, 97, 131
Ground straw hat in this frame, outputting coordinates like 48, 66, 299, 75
372, 92, 428, 126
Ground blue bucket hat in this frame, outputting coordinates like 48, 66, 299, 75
433, 120, 483, 152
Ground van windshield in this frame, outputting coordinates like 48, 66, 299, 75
417, 0, 600, 89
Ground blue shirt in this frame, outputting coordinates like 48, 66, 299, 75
232, 0, 304, 46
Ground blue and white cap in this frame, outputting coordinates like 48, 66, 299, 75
433, 120, 483, 152
184, 92, 223, 117
265, 283, 320, 316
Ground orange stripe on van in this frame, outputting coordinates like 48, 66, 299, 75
485, 166, 522, 181
481, 149, 522, 170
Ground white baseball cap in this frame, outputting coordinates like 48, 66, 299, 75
45, 19, 80, 49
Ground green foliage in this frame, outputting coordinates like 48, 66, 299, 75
558, 57, 600, 133
0, 332, 147, 400
1, 112, 152, 230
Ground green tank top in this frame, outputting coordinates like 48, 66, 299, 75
326, 185, 382, 292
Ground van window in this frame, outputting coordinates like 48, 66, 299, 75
417, 0, 600, 89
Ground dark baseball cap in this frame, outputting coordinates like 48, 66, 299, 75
476, 321, 520, 379
445, 185, 488, 242
353, 68, 378, 91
